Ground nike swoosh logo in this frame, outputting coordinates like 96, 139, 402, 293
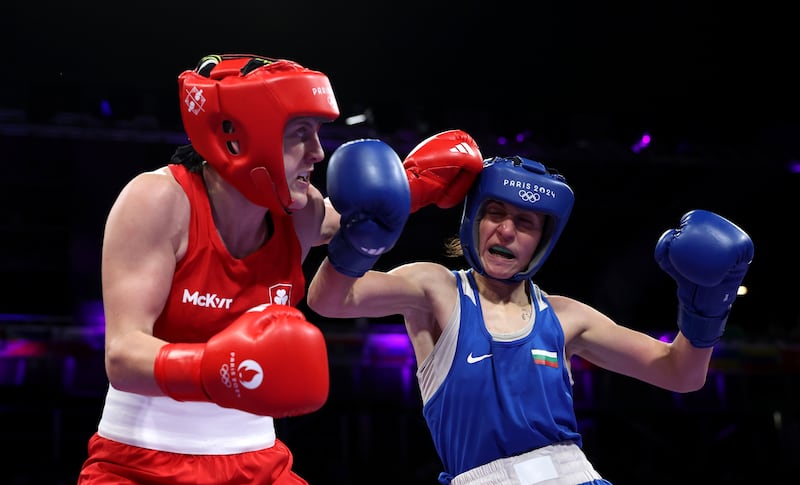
467, 352, 493, 364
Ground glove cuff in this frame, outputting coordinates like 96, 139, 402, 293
327, 231, 379, 278
676, 304, 728, 348
154, 343, 208, 402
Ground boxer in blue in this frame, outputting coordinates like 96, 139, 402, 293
307, 144, 754, 485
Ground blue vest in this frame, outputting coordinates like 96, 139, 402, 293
422, 270, 582, 478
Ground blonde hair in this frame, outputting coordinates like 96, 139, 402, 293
444, 235, 463, 258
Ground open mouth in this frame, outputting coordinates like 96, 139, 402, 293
489, 245, 514, 259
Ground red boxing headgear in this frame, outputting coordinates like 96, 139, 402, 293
178, 54, 340, 212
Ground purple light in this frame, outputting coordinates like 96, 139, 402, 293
497, 136, 508, 145
631, 131, 651, 154
76, 301, 106, 350
79, 300, 106, 331
100, 99, 113, 117
362, 331, 414, 367
0, 339, 47, 357
657, 331, 676, 343
788, 159, 800, 173
360, 324, 417, 399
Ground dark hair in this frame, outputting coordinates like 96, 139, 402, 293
170, 144, 205, 173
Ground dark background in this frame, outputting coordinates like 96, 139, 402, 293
1, 1, 799, 484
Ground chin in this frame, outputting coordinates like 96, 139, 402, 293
287, 192, 308, 211
484, 264, 523, 281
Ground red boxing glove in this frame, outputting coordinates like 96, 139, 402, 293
154, 304, 329, 417
403, 129, 484, 213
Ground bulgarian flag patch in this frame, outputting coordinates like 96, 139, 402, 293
531, 349, 558, 368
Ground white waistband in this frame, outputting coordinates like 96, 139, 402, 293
452, 442, 603, 485
97, 385, 276, 454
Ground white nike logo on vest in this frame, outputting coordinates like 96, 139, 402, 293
466, 352, 493, 364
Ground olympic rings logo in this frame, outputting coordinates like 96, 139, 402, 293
219, 364, 233, 388
518, 190, 541, 203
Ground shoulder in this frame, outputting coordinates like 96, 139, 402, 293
391, 262, 458, 337
393, 262, 458, 313
118, 167, 187, 208
391, 261, 456, 287
107, 167, 190, 240
545, 294, 598, 324
546, 294, 590, 333
546, 293, 617, 350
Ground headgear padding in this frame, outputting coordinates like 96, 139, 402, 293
459, 156, 574, 282
178, 54, 340, 213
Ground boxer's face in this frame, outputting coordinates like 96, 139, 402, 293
478, 200, 546, 280
282, 116, 326, 210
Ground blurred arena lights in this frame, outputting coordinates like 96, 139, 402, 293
344, 108, 373, 126
362, 325, 415, 367
79, 299, 107, 334
361, 324, 416, 397
631, 131, 651, 153
496, 131, 530, 146
99, 99, 113, 118
345, 113, 367, 125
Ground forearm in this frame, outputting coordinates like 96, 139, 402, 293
308, 259, 412, 319
105, 330, 167, 395
307, 259, 360, 317
665, 332, 714, 392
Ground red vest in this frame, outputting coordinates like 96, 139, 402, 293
154, 164, 305, 343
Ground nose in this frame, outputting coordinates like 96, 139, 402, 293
496, 218, 515, 237
308, 133, 325, 164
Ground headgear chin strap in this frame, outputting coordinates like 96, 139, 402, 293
459, 156, 575, 282
178, 54, 340, 213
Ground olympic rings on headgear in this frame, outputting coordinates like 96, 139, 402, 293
459, 156, 575, 282
518, 190, 541, 203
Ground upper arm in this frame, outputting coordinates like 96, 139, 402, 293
554, 295, 712, 392
101, 170, 188, 386
559, 297, 664, 372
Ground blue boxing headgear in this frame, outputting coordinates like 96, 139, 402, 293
459, 156, 575, 282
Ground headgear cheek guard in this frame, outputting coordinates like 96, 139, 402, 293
178, 54, 340, 213
459, 156, 575, 282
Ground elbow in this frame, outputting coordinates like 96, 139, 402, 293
671, 373, 708, 393
307, 271, 351, 318
104, 338, 126, 388
306, 287, 335, 317
305, 292, 323, 314
685, 374, 709, 393
305, 283, 325, 313
306, 294, 342, 318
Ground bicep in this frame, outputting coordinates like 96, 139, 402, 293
560, 297, 665, 374
102, 222, 175, 340
101, 174, 185, 345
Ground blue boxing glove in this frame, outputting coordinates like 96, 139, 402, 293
326, 139, 411, 277
655, 210, 754, 348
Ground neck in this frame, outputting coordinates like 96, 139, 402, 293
472, 270, 533, 334
472, 270, 529, 305
203, 165, 270, 258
